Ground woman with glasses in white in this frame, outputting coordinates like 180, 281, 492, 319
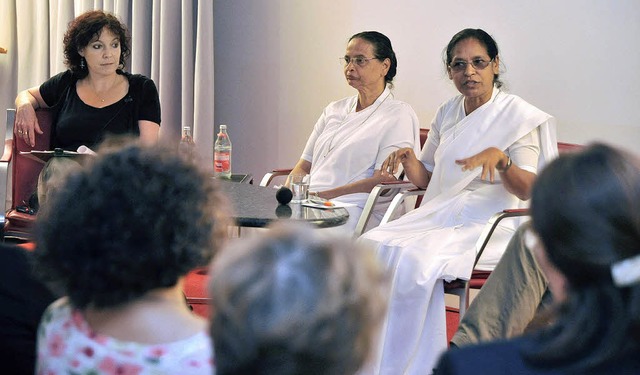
358, 28, 558, 374
435, 143, 640, 374
287, 31, 421, 233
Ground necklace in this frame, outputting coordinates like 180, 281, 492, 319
323, 91, 391, 158
87, 76, 120, 104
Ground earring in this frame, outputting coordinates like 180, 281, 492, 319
80, 57, 85, 69
117, 62, 124, 71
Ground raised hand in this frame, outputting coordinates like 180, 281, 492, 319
455, 147, 508, 183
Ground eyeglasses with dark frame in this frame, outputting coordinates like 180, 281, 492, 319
339, 56, 379, 67
448, 58, 494, 73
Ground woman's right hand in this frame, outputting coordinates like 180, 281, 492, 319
15, 89, 44, 147
382, 147, 416, 176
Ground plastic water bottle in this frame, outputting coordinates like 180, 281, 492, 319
214, 124, 232, 178
178, 126, 196, 162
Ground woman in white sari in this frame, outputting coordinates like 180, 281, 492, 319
359, 29, 558, 374
289, 31, 420, 233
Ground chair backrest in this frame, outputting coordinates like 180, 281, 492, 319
10, 108, 53, 209
558, 141, 583, 154
419, 128, 429, 149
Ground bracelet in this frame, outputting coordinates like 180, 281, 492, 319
497, 156, 512, 172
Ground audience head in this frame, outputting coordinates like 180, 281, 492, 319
348, 31, 397, 87
526, 143, 640, 369
36, 156, 81, 209
209, 223, 388, 375
63, 10, 131, 78
34, 141, 228, 309
443, 28, 502, 88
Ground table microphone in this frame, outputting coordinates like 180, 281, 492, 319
276, 186, 293, 205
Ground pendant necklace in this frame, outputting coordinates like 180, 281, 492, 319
88, 76, 119, 104
323, 91, 391, 158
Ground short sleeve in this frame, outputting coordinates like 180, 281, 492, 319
507, 126, 540, 174
136, 77, 161, 125
301, 109, 327, 164
39, 71, 75, 108
420, 103, 448, 172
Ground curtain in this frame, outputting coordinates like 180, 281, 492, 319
0, 0, 215, 171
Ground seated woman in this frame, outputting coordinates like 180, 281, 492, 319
14, 10, 160, 150
209, 222, 388, 375
435, 143, 640, 374
358, 29, 557, 373
288, 31, 420, 233
33, 142, 227, 373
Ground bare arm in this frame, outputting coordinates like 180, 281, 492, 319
290, 158, 396, 200
314, 169, 397, 200
15, 87, 47, 147
455, 147, 535, 200
138, 120, 160, 145
289, 159, 312, 180
381, 147, 432, 189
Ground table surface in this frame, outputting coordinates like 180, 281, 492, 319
215, 179, 349, 228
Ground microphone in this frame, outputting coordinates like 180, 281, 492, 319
124, 97, 133, 103
276, 186, 293, 205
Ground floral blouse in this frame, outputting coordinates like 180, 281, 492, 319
36, 298, 214, 375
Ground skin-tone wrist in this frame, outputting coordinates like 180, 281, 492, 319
496, 153, 511, 172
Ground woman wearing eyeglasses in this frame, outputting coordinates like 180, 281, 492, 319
358, 29, 558, 374
287, 31, 420, 233
434, 143, 640, 374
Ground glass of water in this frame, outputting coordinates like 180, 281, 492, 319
288, 174, 310, 203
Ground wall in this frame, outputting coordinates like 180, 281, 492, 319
215, 0, 640, 180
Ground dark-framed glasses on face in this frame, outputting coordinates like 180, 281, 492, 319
449, 58, 494, 72
340, 56, 378, 67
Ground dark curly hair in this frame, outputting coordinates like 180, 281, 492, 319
443, 28, 503, 89
349, 31, 398, 87
63, 10, 131, 79
34, 141, 228, 309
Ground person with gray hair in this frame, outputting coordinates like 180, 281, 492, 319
209, 223, 388, 375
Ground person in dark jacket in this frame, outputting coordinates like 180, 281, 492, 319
435, 143, 640, 374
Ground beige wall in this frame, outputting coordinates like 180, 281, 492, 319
216, 1, 640, 179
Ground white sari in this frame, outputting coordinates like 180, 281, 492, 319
359, 89, 557, 374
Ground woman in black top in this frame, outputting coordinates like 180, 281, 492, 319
14, 10, 160, 150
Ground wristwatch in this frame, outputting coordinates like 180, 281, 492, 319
497, 156, 512, 172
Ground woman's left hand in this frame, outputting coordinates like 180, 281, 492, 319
455, 147, 507, 183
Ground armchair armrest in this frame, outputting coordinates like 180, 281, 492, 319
353, 180, 423, 237
473, 208, 530, 265
260, 168, 293, 187
1, 109, 16, 226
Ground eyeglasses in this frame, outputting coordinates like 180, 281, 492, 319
448, 58, 494, 73
340, 56, 378, 67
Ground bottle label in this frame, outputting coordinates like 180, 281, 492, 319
214, 151, 231, 172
